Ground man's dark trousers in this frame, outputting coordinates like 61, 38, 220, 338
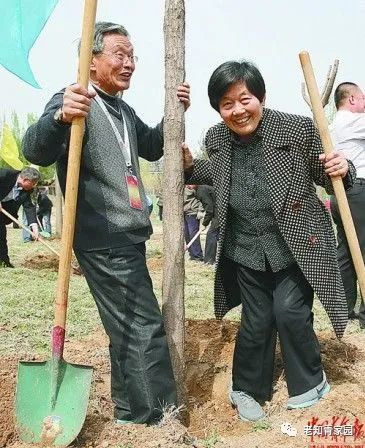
331, 179, 365, 326
75, 242, 177, 424
0, 215, 10, 264
0, 204, 16, 264
204, 226, 219, 264
223, 259, 322, 402
184, 214, 203, 261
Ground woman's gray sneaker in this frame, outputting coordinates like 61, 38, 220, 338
229, 390, 266, 421
287, 372, 330, 409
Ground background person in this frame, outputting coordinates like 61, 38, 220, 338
156, 192, 163, 221
0, 166, 40, 267
37, 187, 53, 236
196, 184, 219, 265
183, 184, 204, 261
330, 82, 365, 329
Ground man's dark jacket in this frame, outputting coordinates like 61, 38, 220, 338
37, 193, 53, 217
196, 185, 218, 229
0, 168, 37, 224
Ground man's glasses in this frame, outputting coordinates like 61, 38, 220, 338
100, 51, 138, 64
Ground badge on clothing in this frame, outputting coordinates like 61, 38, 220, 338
125, 172, 143, 210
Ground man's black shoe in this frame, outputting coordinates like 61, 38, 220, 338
0, 260, 14, 268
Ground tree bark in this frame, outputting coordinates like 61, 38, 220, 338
162, 0, 186, 408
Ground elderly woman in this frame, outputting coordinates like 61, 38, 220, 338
183, 60, 355, 421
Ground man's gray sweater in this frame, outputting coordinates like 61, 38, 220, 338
22, 88, 163, 250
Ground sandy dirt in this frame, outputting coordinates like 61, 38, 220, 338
1, 319, 365, 448
22, 254, 82, 275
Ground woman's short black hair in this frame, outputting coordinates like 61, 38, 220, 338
208, 60, 266, 112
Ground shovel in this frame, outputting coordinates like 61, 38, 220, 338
0, 206, 82, 275
37, 215, 52, 238
0, 206, 59, 258
184, 228, 202, 251
15, 1, 98, 445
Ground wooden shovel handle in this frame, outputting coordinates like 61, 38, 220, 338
54, 0, 97, 331
184, 229, 202, 251
299, 51, 365, 299
0, 206, 60, 257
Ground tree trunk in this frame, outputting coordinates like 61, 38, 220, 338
162, 0, 186, 408
55, 174, 63, 237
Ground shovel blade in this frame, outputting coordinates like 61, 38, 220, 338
15, 359, 93, 446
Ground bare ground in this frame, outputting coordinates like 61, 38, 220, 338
1, 320, 365, 448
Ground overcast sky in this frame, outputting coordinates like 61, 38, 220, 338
1, 0, 365, 150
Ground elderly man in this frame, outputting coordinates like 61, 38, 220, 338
0, 166, 40, 267
22, 22, 190, 425
330, 82, 365, 329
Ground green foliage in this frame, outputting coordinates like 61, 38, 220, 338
253, 420, 271, 431
139, 157, 162, 194
0, 111, 56, 183
194, 129, 209, 160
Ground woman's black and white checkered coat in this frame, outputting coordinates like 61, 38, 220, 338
189, 108, 356, 339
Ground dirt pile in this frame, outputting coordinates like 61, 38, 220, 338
1, 320, 365, 447
22, 254, 82, 275
0, 358, 17, 447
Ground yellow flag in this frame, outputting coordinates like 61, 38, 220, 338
0, 123, 23, 170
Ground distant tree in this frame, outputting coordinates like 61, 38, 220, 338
139, 158, 163, 194
301, 59, 339, 113
301, 60, 339, 202
194, 129, 208, 159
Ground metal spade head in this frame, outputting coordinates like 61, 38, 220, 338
15, 358, 93, 446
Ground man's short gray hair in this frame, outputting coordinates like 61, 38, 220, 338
20, 167, 40, 183
78, 21, 129, 55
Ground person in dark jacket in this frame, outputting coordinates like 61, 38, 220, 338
37, 187, 53, 235
0, 166, 40, 267
196, 185, 219, 264
183, 185, 204, 261
22, 22, 190, 425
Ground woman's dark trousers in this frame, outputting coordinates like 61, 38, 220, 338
224, 259, 323, 402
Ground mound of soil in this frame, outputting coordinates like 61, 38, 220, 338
0, 358, 17, 447
22, 254, 82, 275
1, 320, 365, 447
